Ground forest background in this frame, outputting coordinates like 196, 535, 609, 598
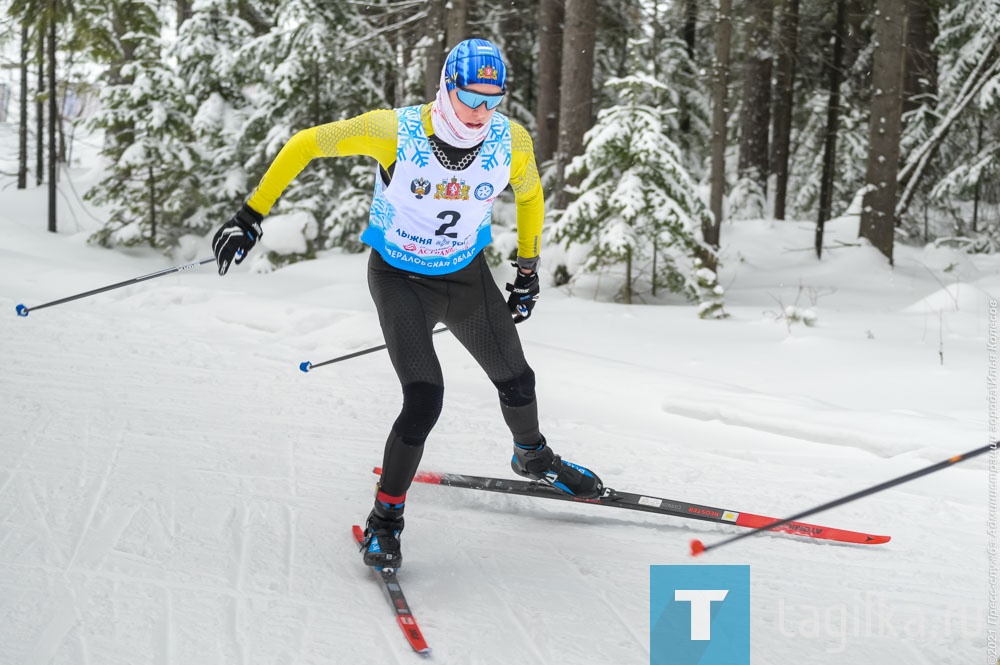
1, 0, 999, 310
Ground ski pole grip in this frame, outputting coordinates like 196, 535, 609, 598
15, 304, 29, 317
299, 361, 312, 373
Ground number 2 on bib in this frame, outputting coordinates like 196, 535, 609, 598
435, 211, 460, 238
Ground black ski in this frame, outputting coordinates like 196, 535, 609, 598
351, 525, 430, 655
379, 468, 890, 546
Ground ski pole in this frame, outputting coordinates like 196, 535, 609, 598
15, 257, 216, 317
690, 442, 994, 557
299, 326, 450, 372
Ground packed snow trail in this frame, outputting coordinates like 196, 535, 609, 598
0, 185, 994, 664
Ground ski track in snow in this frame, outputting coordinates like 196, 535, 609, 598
0, 296, 989, 665
0, 197, 994, 663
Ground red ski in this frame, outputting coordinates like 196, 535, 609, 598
352, 525, 430, 655
382, 468, 890, 546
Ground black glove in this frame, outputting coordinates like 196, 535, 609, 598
213, 204, 264, 276
505, 264, 540, 323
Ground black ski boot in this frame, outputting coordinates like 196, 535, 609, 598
361, 502, 404, 569
511, 437, 604, 499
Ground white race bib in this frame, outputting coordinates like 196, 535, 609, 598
361, 106, 512, 275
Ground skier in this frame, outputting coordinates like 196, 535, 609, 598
212, 38, 602, 568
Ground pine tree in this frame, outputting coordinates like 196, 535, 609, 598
85, 0, 203, 248
786, 6, 873, 223
643, 7, 711, 180
789, 90, 869, 220
551, 74, 722, 315
903, 0, 1000, 244
173, 0, 259, 232
231, 0, 396, 266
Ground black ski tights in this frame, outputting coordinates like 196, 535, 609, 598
368, 250, 541, 496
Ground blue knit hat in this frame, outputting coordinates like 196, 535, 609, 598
443, 39, 507, 91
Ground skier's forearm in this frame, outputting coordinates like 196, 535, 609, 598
246, 127, 324, 215
514, 187, 543, 264
510, 122, 544, 261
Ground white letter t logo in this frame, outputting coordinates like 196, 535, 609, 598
674, 589, 729, 640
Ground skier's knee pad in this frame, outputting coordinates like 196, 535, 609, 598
393, 382, 444, 445
493, 368, 536, 408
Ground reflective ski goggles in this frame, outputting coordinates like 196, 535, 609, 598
455, 87, 505, 110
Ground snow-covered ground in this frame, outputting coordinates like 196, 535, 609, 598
1, 120, 996, 665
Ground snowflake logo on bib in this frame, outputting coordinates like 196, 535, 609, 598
474, 183, 494, 201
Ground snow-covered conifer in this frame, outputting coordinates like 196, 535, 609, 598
86, 0, 203, 248
551, 74, 722, 314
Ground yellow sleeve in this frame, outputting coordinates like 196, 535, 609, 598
509, 121, 544, 261
246, 109, 399, 215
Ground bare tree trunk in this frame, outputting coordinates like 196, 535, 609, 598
649, 2, 662, 77
47, 11, 57, 233
445, 0, 468, 48
423, 0, 445, 100
860, 0, 907, 263
973, 115, 983, 233
706, 0, 733, 267
18, 22, 29, 189
683, 0, 697, 58
149, 165, 157, 245
498, 1, 531, 105
394, 23, 407, 107
624, 247, 633, 305
554, 0, 597, 210
36, 36, 44, 187
58, 105, 67, 163
816, 0, 847, 258
737, 0, 773, 194
903, 0, 937, 114
311, 59, 322, 124
652, 238, 658, 296
58, 46, 74, 164
678, 0, 697, 134
176, 0, 192, 29
237, 0, 271, 36
534, 0, 563, 164
844, 1, 868, 68
771, 0, 799, 220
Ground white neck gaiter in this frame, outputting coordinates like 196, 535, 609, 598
430, 69, 490, 149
